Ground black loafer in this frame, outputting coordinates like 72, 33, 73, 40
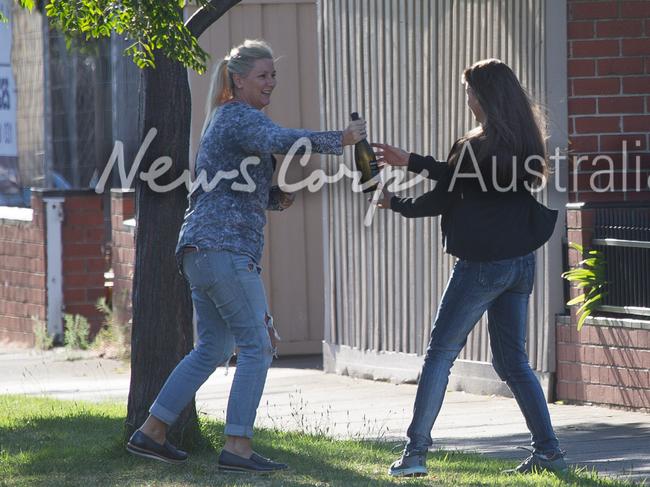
217, 449, 288, 473
126, 430, 188, 464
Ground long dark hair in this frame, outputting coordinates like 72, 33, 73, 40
453, 59, 547, 187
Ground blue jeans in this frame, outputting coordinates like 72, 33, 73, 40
150, 250, 274, 438
406, 253, 561, 456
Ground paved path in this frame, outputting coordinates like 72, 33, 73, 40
1, 348, 649, 483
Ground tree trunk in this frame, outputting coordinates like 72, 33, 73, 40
125, 53, 198, 447
125, 0, 242, 449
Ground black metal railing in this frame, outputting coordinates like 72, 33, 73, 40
592, 203, 650, 317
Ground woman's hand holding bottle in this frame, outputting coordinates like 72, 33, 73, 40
343, 119, 367, 146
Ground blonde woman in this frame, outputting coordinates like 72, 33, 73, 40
127, 39, 366, 473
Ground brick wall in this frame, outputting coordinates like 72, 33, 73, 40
557, 318, 650, 409
60, 192, 108, 336
568, 0, 650, 203
110, 189, 135, 329
0, 190, 109, 346
559, 0, 650, 412
559, 203, 650, 410
0, 195, 47, 346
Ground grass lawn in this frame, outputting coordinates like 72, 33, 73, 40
0, 395, 640, 487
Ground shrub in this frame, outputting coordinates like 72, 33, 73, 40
63, 314, 90, 350
561, 243, 607, 331
32, 317, 54, 350
93, 297, 130, 359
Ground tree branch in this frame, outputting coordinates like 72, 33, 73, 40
185, 0, 243, 40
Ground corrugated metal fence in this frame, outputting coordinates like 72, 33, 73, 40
319, 0, 563, 378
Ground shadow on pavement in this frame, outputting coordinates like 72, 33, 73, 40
427, 421, 650, 482
269, 354, 323, 370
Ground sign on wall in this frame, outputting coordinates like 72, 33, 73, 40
0, 0, 21, 198
0, 63, 17, 157
0, 65, 17, 158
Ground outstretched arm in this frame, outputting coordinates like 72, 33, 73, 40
406, 153, 449, 181
389, 189, 448, 218
372, 142, 448, 181
375, 172, 452, 218
235, 105, 365, 156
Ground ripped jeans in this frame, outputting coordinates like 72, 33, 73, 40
150, 249, 276, 438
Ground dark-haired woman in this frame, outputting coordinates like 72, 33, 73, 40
373, 59, 565, 477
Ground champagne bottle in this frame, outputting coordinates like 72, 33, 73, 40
350, 112, 379, 193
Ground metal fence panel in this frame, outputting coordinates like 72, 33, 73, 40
319, 0, 556, 372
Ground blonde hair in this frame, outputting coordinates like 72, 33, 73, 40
201, 39, 274, 136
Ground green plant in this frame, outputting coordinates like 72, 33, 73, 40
31, 317, 54, 350
561, 243, 607, 331
93, 297, 130, 359
0, 395, 638, 487
63, 314, 90, 350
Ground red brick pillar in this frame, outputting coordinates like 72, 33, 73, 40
565, 202, 597, 325
110, 189, 135, 328
59, 190, 108, 336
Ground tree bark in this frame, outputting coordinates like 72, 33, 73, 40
125, 53, 198, 447
125, 0, 241, 448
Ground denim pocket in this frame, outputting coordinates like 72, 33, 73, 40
478, 260, 513, 289
183, 251, 218, 289
208, 252, 268, 329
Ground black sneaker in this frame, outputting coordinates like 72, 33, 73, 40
217, 449, 288, 473
388, 449, 427, 477
126, 429, 188, 464
503, 448, 568, 474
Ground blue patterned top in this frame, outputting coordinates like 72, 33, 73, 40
176, 101, 343, 270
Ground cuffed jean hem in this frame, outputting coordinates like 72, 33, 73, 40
224, 423, 254, 438
149, 402, 178, 426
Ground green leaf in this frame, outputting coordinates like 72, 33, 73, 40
568, 242, 584, 254
567, 295, 585, 306
584, 291, 603, 304
588, 292, 604, 303
580, 258, 598, 267
577, 311, 588, 331
18, 0, 35, 10
563, 242, 608, 331
563, 270, 595, 281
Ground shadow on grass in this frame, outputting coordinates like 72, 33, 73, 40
0, 404, 398, 486
0, 399, 640, 487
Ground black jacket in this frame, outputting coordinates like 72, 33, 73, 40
390, 140, 558, 262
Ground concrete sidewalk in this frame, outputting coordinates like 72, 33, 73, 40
1, 348, 648, 483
